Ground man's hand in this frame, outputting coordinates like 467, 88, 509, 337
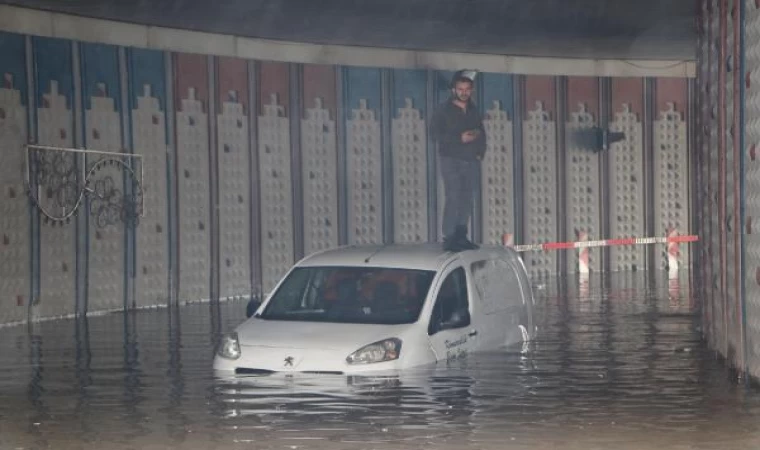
461, 129, 480, 143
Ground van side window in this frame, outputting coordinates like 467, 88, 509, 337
428, 267, 470, 335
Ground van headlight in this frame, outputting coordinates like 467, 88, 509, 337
217, 332, 241, 360
346, 338, 402, 365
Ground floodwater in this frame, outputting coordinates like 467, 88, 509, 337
1, 271, 759, 450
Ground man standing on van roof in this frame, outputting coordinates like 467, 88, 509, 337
430, 70, 486, 252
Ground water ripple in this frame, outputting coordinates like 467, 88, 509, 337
0, 272, 759, 450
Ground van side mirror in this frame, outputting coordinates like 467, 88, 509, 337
441, 308, 471, 330
246, 297, 262, 318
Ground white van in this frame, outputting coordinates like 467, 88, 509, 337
214, 243, 535, 375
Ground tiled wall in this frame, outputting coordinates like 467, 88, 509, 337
696, 0, 760, 382
0, 30, 693, 323
743, 0, 760, 380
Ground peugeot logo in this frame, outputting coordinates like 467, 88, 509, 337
284, 356, 294, 367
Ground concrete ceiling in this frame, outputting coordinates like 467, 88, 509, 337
0, 0, 697, 60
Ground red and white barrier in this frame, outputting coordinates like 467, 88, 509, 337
502, 233, 699, 253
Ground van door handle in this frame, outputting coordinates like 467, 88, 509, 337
468, 330, 478, 337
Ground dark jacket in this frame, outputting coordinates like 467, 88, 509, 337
430, 98, 486, 161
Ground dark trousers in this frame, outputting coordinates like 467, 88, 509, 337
440, 156, 478, 238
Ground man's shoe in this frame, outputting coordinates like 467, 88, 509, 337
443, 235, 458, 252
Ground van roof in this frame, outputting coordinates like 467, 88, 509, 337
296, 243, 514, 272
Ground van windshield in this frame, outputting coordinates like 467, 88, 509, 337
259, 266, 436, 325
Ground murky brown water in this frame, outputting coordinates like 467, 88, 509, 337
1, 271, 759, 450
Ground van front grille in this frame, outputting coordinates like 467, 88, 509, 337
234, 368, 274, 375
234, 368, 343, 375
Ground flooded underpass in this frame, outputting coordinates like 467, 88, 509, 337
1, 271, 759, 450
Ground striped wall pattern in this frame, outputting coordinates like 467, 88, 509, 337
0, 30, 692, 323
695, 0, 760, 382
743, 0, 760, 380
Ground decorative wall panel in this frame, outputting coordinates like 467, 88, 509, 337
522, 76, 558, 278
216, 57, 251, 299
391, 69, 428, 243
480, 73, 515, 246
34, 37, 76, 317
345, 68, 383, 245
565, 77, 601, 273
258, 62, 293, 293
174, 53, 211, 302
0, 32, 29, 322
609, 78, 645, 271
129, 48, 169, 306
302, 65, 338, 254
81, 43, 124, 312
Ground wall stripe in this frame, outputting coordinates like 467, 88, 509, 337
247, 60, 261, 296
120, 46, 133, 309
719, 1, 728, 355
72, 41, 86, 315
556, 76, 567, 274
381, 68, 393, 244
643, 77, 655, 272
208, 56, 222, 335
289, 63, 304, 259
336, 67, 348, 246
433, 69, 457, 241
706, 0, 715, 345
208, 54, 219, 302
699, 0, 709, 339
425, 69, 438, 241
739, 0, 748, 379
25, 35, 38, 308
688, 76, 698, 281
731, 0, 743, 369
599, 77, 611, 270
164, 51, 177, 306
472, 72, 485, 244
513, 75, 525, 245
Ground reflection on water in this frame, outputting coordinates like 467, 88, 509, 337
1, 271, 759, 450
